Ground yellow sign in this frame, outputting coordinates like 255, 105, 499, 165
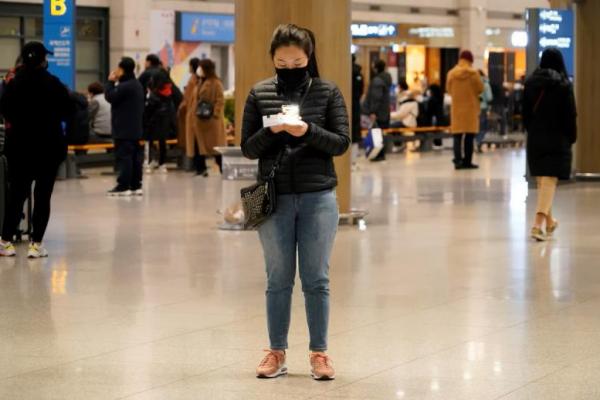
50, 0, 67, 16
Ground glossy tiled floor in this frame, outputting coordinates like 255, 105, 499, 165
1, 148, 600, 399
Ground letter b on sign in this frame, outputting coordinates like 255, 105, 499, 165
50, 0, 67, 16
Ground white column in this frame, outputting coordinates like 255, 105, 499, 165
458, 0, 488, 69
108, 0, 151, 74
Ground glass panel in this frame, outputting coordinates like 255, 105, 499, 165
76, 71, 101, 93
76, 40, 100, 70
0, 38, 21, 70
24, 17, 43, 38
77, 19, 101, 39
0, 17, 20, 37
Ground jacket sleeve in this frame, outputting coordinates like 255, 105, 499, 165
212, 80, 225, 119
564, 84, 577, 144
105, 81, 126, 106
304, 85, 351, 156
241, 88, 280, 160
363, 78, 383, 115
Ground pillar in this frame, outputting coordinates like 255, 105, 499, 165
550, 0, 600, 176
458, 0, 487, 68
108, 0, 151, 74
234, 0, 352, 212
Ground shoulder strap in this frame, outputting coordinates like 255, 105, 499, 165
533, 89, 545, 114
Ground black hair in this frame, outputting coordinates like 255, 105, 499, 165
539, 48, 568, 78
199, 58, 218, 80
146, 54, 160, 67
189, 57, 201, 73
270, 24, 320, 78
374, 59, 386, 74
428, 84, 443, 99
399, 79, 409, 91
119, 57, 136, 75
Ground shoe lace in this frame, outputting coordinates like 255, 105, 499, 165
259, 350, 282, 367
311, 352, 331, 369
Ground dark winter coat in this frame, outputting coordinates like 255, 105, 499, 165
144, 91, 176, 140
241, 76, 350, 194
351, 63, 364, 143
0, 67, 74, 166
105, 75, 145, 141
523, 68, 577, 180
65, 90, 90, 145
362, 71, 392, 124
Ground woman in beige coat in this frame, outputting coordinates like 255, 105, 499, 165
446, 50, 484, 170
177, 58, 201, 158
186, 58, 226, 176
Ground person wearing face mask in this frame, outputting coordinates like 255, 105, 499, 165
242, 24, 350, 381
186, 58, 226, 175
0, 42, 75, 258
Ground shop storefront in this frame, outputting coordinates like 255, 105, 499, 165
0, 2, 109, 92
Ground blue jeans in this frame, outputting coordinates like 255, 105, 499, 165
476, 110, 489, 145
258, 189, 339, 352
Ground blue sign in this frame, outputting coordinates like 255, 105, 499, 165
351, 23, 397, 38
177, 12, 234, 43
43, 0, 76, 89
529, 8, 574, 76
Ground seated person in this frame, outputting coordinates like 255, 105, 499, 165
87, 82, 112, 142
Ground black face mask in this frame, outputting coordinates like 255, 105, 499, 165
275, 66, 309, 87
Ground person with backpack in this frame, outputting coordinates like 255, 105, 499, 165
0, 42, 75, 258
143, 69, 177, 174
476, 70, 493, 153
523, 48, 576, 242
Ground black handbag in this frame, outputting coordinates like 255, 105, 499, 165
240, 150, 285, 229
196, 100, 214, 119
240, 79, 313, 229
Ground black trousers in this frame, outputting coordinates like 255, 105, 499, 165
2, 162, 60, 243
193, 142, 222, 174
453, 133, 475, 166
115, 139, 143, 190
147, 134, 167, 166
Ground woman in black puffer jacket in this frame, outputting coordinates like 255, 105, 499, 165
241, 24, 350, 381
523, 48, 577, 241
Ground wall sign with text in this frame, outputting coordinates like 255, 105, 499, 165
176, 12, 234, 43
351, 23, 397, 38
44, 0, 76, 89
526, 8, 574, 77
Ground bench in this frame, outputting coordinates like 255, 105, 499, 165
361, 126, 451, 152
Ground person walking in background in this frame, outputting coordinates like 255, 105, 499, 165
362, 59, 391, 162
138, 54, 162, 94
242, 24, 349, 381
105, 57, 145, 196
446, 50, 484, 170
187, 58, 226, 176
0, 42, 74, 258
144, 69, 177, 174
476, 70, 493, 153
87, 82, 112, 142
351, 54, 364, 164
523, 48, 576, 242
178, 58, 201, 170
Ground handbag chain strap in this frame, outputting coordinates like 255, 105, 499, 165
266, 78, 313, 179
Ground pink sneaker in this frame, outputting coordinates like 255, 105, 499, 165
256, 350, 287, 379
310, 352, 335, 380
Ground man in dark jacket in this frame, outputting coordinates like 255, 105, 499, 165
351, 55, 364, 144
105, 57, 145, 196
0, 41, 75, 258
362, 59, 392, 161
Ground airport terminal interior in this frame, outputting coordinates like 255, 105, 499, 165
1, 0, 600, 399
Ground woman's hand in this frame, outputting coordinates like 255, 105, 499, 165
269, 124, 286, 134
284, 121, 308, 137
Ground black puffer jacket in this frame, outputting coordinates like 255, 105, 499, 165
523, 68, 577, 180
241, 76, 350, 194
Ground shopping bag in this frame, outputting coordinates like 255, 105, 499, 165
364, 127, 384, 160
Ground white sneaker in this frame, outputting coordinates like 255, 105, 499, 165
28, 243, 48, 259
107, 188, 132, 197
0, 241, 16, 257
158, 165, 168, 174
132, 188, 144, 196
